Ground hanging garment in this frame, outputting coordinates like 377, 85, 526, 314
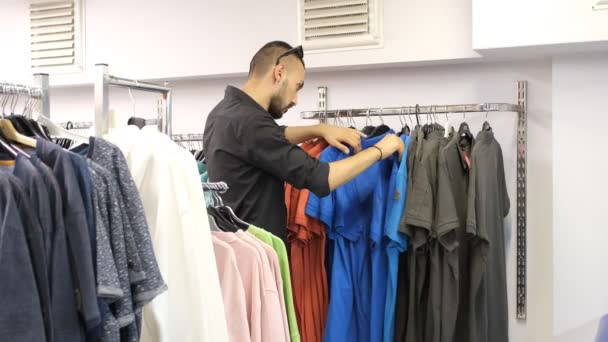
87, 160, 135, 340
105, 126, 227, 342
236, 229, 288, 342
306, 132, 396, 342
29, 154, 84, 342
0, 155, 54, 342
72, 136, 165, 341
437, 131, 475, 342
285, 139, 328, 342
212, 236, 251, 342
397, 128, 444, 342
214, 231, 264, 342
382, 134, 410, 342
248, 225, 300, 342
466, 130, 510, 342
0, 174, 47, 342
34, 136, 102, 336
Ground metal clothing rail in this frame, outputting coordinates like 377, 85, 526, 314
172, 133, 204, 142
300, 103, 520, 120
60, 121, 93, 130
94, 64, 173, 137
0, 74, 50, 118
301, 81, 528, 321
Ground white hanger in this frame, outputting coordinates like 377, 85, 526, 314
445, 112, 454, 137
36, 113, 89, 144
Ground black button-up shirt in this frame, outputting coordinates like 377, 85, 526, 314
204, 86, 330, 241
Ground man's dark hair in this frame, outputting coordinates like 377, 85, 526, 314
248, 41, 305, 78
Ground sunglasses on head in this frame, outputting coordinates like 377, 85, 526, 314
275, 45, 304, 65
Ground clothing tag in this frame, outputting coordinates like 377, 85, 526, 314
394, 190, 400, 201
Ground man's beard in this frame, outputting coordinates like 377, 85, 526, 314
268, 95, 293, 119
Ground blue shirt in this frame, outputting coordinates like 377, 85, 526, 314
383, 134, 410, 342
306, 132, 395, 342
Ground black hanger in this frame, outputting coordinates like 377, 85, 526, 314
414, 104, 421, 129
0, 129, 17, 157
207, 207, 238, 232
11, 114, 41, 138
27, 119, 49, 139
217, 206, 249, 230
7, 116, 30, 135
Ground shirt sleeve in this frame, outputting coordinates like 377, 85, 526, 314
238, 114, 330, 197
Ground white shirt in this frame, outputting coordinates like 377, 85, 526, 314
106, 126, 229, 342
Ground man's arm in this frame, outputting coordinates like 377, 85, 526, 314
285, 123, 365, 154
327, 133, 404, 191
284, 124, 323, 144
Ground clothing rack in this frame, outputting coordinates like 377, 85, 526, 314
60, 121, 93, 130
94, 64, 173, 137
172, 133, 204, 142
300, 81, 528, 320
0, 74, 50, 118
300, 103, 520, 120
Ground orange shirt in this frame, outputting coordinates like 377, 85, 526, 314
286, 139, 329, 342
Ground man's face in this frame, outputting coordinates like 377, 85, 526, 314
268, 58, 305, 119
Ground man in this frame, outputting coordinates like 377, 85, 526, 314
204, 41, 404, 242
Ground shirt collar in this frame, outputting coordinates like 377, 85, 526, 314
224, 86, 268, 113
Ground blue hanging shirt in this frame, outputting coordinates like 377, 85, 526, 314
306, 132, 396, 342
383, 134, 410, 342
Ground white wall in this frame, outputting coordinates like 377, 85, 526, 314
552, 53, 608, 342
49, 59, 554, 342
1, 0, 480, 86
473, 0, 608, 50
0, 0, 33, 85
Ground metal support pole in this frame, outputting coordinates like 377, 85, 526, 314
516, 80, 528, 320
94, 64, 110, 137
164, 82, 172, 136
34, 73, 50, 118
318, 86, 327, 123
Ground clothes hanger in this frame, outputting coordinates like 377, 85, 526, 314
370, 108, 390, 137
14, 90, 46, 138
25, 97, 52, 141
0, 118, 36, 148
347, 109, 356, 130
414, 104, 421, 130
206, 183, 249, 230
398, 107, 410, 136
205, 189, 237, 232
0, 91, 36, 147
5, 92, 34, 136
0, 129, 18, 157
36, 113, 89, 145
444, 112, 454, 137
481, 105, 492, 131
362, 108, 374, 135
457, 109, 474, 151
206, 214, 221, 232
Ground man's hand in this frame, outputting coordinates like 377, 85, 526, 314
319, 124, 366, 154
